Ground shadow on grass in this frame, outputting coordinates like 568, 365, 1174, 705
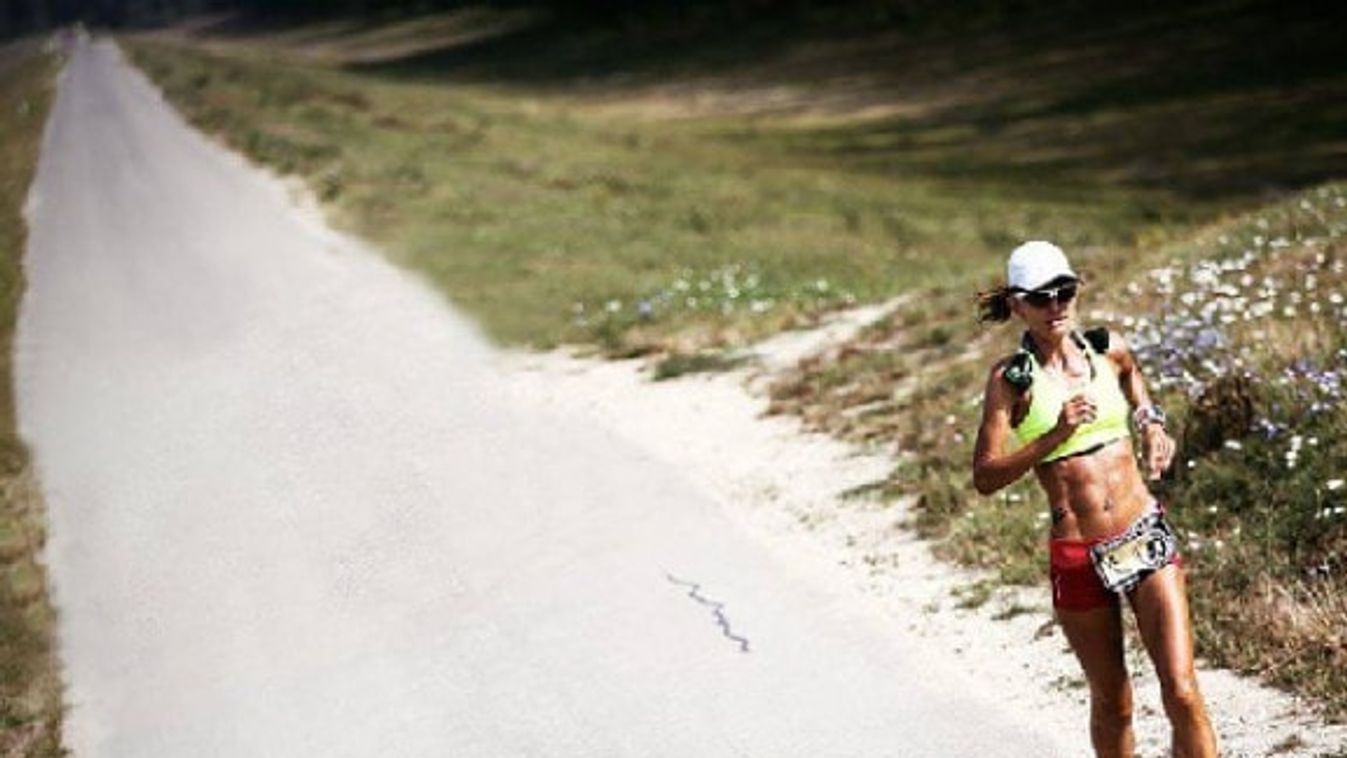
777, 0, 1347, 199
326, 0, 1345, 202
342, 10, 805, 84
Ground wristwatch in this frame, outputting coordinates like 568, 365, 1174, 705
1133, 404, 1168, 430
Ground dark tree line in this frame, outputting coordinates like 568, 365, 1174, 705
2, 0, 1078, 38
6, 0, 1266, 40
3, 0, 203, 35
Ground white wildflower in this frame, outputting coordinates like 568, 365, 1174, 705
1327, 479, 1345, 492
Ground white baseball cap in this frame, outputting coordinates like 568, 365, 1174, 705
1007, 241, 1077, 291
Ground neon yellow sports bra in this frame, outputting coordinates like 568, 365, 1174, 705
1012, 346, 1131, 463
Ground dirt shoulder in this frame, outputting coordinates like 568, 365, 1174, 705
496, 307, 1347, 758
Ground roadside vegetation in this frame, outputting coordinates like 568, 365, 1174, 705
769, 184, 1347, 717
0, 40, 64, 757
123, 20, 1197, 355
120, 0, 1345, 715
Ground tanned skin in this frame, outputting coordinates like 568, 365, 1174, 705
973, 284, 1218, 758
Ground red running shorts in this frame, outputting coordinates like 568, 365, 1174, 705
1049, 513, 1183, 612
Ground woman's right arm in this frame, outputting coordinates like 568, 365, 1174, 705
971, 363, 1089, 495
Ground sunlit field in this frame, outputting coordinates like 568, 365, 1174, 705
125, 11, 1222, 354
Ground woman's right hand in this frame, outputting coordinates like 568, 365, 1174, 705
1054, 393, 1097, 435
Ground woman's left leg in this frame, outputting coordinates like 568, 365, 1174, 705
1128, 564, 1217, 758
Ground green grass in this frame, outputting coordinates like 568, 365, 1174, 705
0, 40, 64, 757
651, 350, 746, 381
724, 5, 1347, 201
336, 2, 1346, 202
123, 32, 1193, 354
1113, 187, 1347, 714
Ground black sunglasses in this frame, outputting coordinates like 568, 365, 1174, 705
1015, 283, 1078, 308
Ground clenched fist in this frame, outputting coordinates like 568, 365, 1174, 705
1054, 393, 1097, 434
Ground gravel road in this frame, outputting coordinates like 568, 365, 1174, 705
17, 39, 1077, 757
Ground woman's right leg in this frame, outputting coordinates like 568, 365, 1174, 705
1058, 601, 1134, 758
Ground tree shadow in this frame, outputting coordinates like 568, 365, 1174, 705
341, 8, 809, 87
748, 0, 1347, 200
218, 0, 1345, 201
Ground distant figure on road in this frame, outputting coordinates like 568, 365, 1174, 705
971, 241, 1218, 757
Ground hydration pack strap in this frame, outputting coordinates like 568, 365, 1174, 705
1004, 328, 1109, 393
1081, 327, 1110, 355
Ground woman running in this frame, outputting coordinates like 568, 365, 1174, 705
972, 241, 1218, 757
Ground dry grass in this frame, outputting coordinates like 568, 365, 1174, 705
0, 40, 64, 757
0, 467, 61, 757
1192, 569, 1347, 715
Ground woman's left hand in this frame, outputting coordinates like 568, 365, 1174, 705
1142, 426, 1176, 480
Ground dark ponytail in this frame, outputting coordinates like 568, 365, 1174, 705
976, 285, 1014, 323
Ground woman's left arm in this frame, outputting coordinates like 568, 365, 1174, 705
1108, 332, 1176, 480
